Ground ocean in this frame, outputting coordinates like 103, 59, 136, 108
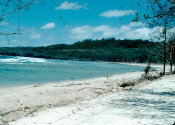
0, 55, 144, 86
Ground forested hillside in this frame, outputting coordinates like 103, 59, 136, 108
0, 38, 162, 63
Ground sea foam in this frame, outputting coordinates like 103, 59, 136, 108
0, 56, 46, 63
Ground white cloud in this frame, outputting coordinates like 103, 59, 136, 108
56, 1, 86, 10
70, 25, 94, 40
94, 25, 119, 37
124, 27, 152, 40
70, 25, 120, 40
70, 24, 155, 41
0, 21, 8, 26
41, 22, 55, 30
31, 32, 41, 39
100, 10, 135, 17
120, 25, 131, 31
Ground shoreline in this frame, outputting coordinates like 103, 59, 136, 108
0, 57, 145, 88
0, 70, 142, 89
0, 71, 143, 123
10, 74, 175, 125
0, 61, 168, 89
0, 62, 173, 124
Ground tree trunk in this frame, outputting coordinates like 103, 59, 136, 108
170, 62, 173, 74
163, 41, 166, 75
163, 19, 167, 75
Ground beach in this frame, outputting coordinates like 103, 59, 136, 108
0, 63, 174, 124
0, 71, 143, 123
10, 74, 175, 125
0, 0, 174, 124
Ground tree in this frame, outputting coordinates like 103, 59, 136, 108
0, 0, 36, 35
134, 0, 175, 75
167, 32, 175, 73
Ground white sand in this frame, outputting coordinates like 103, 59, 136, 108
1, 63, 174, 125
10, 74, 175, 125
0, 71, 143, 123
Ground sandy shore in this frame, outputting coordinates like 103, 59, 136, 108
10, 74, 175, 125
119, 62, 174, 73
0, 63, 174, 124
0, 71, 143, 123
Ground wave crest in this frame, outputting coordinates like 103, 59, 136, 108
0, 56, 46, 63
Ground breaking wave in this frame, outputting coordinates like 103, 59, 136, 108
0, 55, 46, 63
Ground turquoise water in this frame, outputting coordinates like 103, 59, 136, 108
0, 56, 144, 86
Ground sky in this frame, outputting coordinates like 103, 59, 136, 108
0, 0, 154, 47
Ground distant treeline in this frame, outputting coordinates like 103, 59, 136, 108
0, 38, 163, 63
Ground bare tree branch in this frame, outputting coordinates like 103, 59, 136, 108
1, 0, 36, 20
0, 32, 22, 35
0, 0, 10, 21
0, 0, 37, 36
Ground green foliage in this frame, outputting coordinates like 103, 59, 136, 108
0, 38, 162, 63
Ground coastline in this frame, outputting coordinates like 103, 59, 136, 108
0, 62, 174, 124
10, 74, 175, 125
0, 71, 143, 123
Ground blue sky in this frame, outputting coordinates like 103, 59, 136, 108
0, 0, 153, 47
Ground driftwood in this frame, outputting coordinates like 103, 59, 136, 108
77, 87, 106, 92
77, 87, 106, 95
